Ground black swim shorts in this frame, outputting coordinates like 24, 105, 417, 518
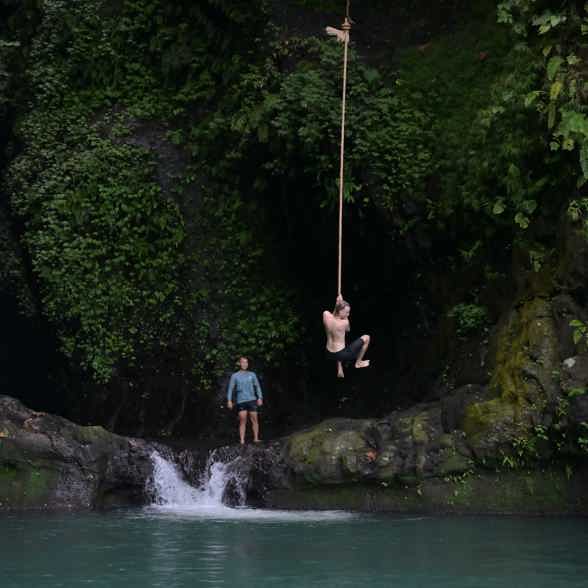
326, 337, 364, 362
235, 400, 259, 413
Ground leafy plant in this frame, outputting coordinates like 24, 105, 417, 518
570, 319, 588, 346
498, 0, 588, 185
448, 303, 489, 337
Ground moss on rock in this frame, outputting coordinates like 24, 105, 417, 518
264, 467, 588, 514
285, 419, 375, 484
460, 298, 561, 459
0, 462, 58, 509
0, 396, 152, 510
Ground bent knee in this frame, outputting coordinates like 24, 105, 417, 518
361, 334, 371, 344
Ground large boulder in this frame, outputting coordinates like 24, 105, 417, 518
0, 396, 153, 510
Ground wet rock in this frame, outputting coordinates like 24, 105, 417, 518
458, 298, 563, 460
441, 384, 489, 433
0, 396, 153, 510
262, 467, 588, 515
284, 419, 380, 485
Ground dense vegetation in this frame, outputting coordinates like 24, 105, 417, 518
0, 0, 587, 444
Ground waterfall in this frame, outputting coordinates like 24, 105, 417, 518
146, 449, 354, 521
148, 450, 246, 510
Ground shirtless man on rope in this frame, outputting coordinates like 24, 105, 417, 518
323, 295, 370, 378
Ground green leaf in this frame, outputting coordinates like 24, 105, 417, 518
493, 200, 505, 215
521, 200, 537, 215
547, 56, 564, 81
514, 212, 530, 229
547, 103, 557, 129
550, 80, 563, 100
524, 91, 541, 108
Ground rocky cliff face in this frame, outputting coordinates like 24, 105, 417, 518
232, 215, 588, 513
0, 396, 153, 510
199, 216, 588, 514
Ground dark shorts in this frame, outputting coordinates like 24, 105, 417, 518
326, 337, 364, 362
236, 400, 258, 413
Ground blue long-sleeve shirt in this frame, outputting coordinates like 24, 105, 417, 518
227, 370, 263, 404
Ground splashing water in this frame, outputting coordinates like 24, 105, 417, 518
149, 450, 245, 508
146, 450, 353, 522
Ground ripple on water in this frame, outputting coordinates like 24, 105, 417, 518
141, 503, 357, 523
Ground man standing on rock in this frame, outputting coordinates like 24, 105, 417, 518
227, 356, 263, 444
323, 294, 370, 378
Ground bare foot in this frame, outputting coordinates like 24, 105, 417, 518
337, 370, 345, 378
254, 439, 261, 443
355, 360, 370, 369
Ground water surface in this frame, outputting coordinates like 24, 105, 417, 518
2, 510, 587, 587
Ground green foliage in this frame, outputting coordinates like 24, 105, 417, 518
8, 129, 185, 382
498, 0, 588, 185
3, 0, 300, 386
448, 303, 489, 337
502, 398, 588, 470
1, 0, 586, 395
505, 423, 549, 467
393, 11, 564, 238
187, 189, 302, 387
226, 37, 430, 211
569, 319, 588, 347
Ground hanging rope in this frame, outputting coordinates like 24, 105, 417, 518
326, 1, 352, 297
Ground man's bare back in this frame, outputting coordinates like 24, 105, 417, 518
323, 294, 371, 377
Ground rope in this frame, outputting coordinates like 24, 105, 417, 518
337, 8, 352, 296
337, 18, 350, 296
325, 2, 352, 296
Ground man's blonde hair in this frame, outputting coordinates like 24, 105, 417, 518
335, 300, 350, 316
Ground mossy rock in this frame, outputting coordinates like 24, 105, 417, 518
437, 448, 472, 477
461, 397, 519, 459
0, 462, 59, 509
490, 298, 559, 404
285, 419, 378, 484
263, 467, 588, 514
460, 298, 562, 459
0, 396, 152, 510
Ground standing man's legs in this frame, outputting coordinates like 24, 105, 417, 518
238, 410, 248, 444
355, 334, 370, 368
249, 411, 260, 443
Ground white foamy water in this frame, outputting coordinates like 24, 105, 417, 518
146, 450, 353, 522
